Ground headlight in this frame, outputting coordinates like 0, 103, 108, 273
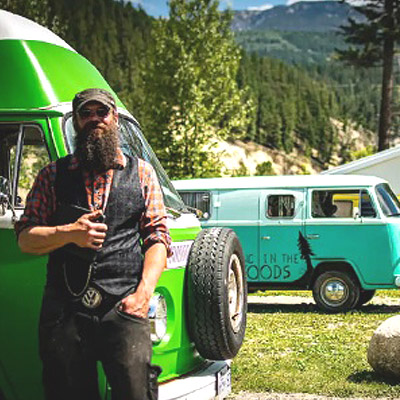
148, 293, 167, 342
395, 276, 400, 287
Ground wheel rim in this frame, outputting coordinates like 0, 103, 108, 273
228, 253, 244, 333
320, 277, 349, 307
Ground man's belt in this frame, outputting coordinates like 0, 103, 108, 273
81, 287, 103, 308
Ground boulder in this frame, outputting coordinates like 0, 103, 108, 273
368, 315, 400, 378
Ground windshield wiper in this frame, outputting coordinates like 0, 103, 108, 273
166, 207, 182, 218
388, 213, 400, 217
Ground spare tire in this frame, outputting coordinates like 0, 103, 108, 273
186, 228, 247, 360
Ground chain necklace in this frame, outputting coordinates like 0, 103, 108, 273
63, 172, 107, 297
63, 261, 94, 297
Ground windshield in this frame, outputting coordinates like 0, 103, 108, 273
64, 114, 186, 212
375, 183, 400, 217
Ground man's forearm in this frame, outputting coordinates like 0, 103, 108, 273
136, 243, 167, 299
18, 224, 73, 255
18, 210, 108, 255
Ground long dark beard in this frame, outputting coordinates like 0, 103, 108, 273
74, 119, 119, 173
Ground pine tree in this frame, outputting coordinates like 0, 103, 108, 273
143, 0, 252, 179
337, 0, 400, 150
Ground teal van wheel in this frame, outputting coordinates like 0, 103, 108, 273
312, 270, 360, 312
186, 228, 247, 360
356, 290, 376, 307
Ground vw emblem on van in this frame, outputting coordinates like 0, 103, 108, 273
82, 287, 102, 308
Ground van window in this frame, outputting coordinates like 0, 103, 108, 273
179, 191, 211, 219
311, 189, 376, 218
0, 124, 48, 208
376, 183, 400, 216
267, 195, 295, 218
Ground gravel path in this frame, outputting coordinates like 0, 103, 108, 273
227, 294, 400, 400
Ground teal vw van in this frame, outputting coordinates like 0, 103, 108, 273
0, 10, 247, 400
174, 174, 400, 312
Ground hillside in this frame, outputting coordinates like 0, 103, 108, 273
232, 1, 364, 32
217, 120, 375, 176
235, 31, 347, 65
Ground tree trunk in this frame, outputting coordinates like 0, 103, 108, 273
378, 0, 395, 151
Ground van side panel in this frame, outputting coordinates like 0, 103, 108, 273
258, 189, 308, 284
0, 229, 47, 400
387, 222, 400, 284
305, 221, 394, 286
215, 189, 260, 280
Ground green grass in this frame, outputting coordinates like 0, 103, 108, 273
231, 303, 400, 398
249, 290, 312, 297
250, 289, 400, 298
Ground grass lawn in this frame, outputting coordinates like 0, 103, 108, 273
250, 289, 400, 298
231, 299, 400, 398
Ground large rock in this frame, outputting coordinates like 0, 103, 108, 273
368, 315, 400, 378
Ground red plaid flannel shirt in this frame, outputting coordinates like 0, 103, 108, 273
15, 150, 171, 256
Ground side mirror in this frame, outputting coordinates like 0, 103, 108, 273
0, 176, 10, 216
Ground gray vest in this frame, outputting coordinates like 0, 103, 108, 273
47, 154, 145, 296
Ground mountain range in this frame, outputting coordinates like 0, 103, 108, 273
232, 1, 364, 32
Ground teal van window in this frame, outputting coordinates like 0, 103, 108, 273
267, 195, 295, 218
311, 190, 376, 218
179, 191, 211, 219
376, 183, 400, 216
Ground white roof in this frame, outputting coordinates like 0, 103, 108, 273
322, 145, 400, 175
0, 10, 75, 51
173, 174, 386, 191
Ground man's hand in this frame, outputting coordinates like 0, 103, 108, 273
18, 210, 107, 255
119, 243, 167, 319
119, 287, 152, 319
70, 210, 108, 250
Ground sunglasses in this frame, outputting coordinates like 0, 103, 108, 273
78, 107, 110, 119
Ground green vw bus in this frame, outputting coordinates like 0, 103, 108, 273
0, 10, 247, 400
174, 174, 400, 312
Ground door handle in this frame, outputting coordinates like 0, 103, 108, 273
261, 236, 271, 240
306, 234, 320, 240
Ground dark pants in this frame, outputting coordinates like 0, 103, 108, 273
38, 291, 159, 400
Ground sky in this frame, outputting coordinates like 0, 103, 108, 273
130, 0, 332, 17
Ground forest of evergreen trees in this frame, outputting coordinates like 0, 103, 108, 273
235, 30, 384, 136
0, 0, 386, 174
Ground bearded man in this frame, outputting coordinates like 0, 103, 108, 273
15, 88, 171, 400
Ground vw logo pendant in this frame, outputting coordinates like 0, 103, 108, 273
82, 287, 102, 309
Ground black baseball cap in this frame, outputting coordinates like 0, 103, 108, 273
73, 88, 117, 113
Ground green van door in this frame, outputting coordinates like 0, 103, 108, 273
255, 189, 309, 285
0, 120, 103, 400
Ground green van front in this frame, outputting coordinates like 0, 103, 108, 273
0, 10, 247, 400
174, 175, 400, 312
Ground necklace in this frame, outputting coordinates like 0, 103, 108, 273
63, 261, 94, 297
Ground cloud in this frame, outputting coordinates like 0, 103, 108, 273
247, 3, 274, 11
346, 0, 368, 5
287, 0, 367, 5
220, 0, 234, 8
286, 0, 321, 5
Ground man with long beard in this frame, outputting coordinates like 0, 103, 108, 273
15, 88, 171, 400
